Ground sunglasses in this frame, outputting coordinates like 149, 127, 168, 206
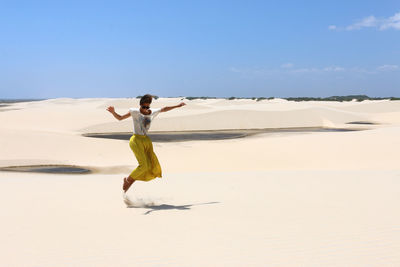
141, 105, 150, 110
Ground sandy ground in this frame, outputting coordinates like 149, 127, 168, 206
1, 98, 400, 266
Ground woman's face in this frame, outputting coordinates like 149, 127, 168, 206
140, 102, 151, 115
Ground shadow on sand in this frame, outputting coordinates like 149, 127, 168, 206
84, 127, 363, 143
0, 165, 91, 174
127, 201, 220, 215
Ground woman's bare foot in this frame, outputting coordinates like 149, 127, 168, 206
123, 177, 135, 192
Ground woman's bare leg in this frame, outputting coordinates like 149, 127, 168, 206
123, 176, 136, 192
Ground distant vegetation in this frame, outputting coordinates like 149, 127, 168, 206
285, 95, 400, 102
183, 96, 275, 101
136, 95, 159, 100
2, 95, 399, 103
184, 96, 217, 100
0, 99, 45, 103
181, 95, 400, 102
256, 97, 274, 101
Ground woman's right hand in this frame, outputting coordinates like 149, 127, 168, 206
107, 106, 115, 113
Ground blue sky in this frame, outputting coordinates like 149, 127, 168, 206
1, 0, 399, 98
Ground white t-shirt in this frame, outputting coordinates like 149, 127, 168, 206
129, 108, 161, 136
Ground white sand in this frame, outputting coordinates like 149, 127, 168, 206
1, 98, 400, 266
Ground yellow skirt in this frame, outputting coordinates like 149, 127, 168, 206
129, 134, 162, 181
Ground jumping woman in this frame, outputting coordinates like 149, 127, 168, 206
106, 94, 186, 192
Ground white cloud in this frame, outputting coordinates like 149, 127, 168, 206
230, 64, 396, 76
377, 65, 399, 71
290, 66, 345, 73
281, 63, 294, 68
323, 66, 345, 72
328, 25, 337, 30
331, 12, 400, 31
346, 15, 378, 30
229, 67, 242, 73
380, 12, 400, 30
291, 68, 319, 73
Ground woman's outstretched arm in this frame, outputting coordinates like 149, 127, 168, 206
161, 102, 186, 112
107, 106, 131, 121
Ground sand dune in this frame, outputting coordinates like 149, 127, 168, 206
0, 98, 391, 171
1, 98, 400, 266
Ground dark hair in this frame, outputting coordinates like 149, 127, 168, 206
140, 94, 153, 105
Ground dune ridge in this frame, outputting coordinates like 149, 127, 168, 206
1, 98, 400, 266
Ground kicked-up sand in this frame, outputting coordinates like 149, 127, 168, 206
0, 98, 400, 266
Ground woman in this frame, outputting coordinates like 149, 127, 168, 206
107, 94, 186, 192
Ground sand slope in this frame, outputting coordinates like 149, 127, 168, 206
1, 98, 400, 266
0, 98, 396, 171
1, 170, 400, 266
